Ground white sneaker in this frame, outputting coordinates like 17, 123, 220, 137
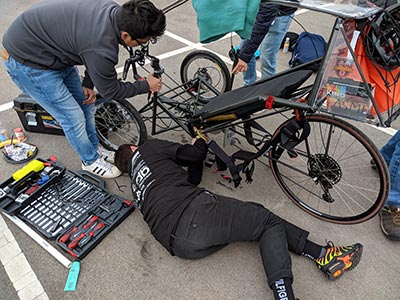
82, 157, 121, 179
98, 145, 115, 164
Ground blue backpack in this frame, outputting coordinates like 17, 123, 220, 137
289, 32, 326, 71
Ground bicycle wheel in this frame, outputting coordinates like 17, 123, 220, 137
180, 50, 231, 102
269, 114, 389, 224
95, 98, 147, 151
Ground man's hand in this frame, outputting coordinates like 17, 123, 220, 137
192, 126, 207, 143
146, 73, 162, 92
82, 86, 96, 105
231, 58, 248, 75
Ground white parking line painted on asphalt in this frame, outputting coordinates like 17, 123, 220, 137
374, 126, 397, 136
0, 215, 49, 300
0, 101, 13, 112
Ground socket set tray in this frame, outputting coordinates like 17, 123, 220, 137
0, 159, 135, 259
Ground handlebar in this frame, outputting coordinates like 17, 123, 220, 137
122, 45, 164, 81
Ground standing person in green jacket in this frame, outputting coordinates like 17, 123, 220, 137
1, 0, 165, 178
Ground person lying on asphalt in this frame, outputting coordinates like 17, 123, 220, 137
114, 136, 363, 300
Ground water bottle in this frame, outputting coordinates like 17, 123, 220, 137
282, 37, 290, 54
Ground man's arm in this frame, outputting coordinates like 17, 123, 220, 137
81, 51, 149, 100
176, 139, 208, 185
232, 4, 296, 75
239, 2, 280, 64
238, 4, 297, 63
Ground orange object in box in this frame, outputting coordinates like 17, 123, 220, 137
354, 42, 400, 116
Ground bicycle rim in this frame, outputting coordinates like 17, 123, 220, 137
180, 50, 230, 102
269, 114, 389, 224
95, 98, 147, 151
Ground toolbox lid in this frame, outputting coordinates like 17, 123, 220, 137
13, 94, 46, 112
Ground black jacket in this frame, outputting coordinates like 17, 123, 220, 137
129, 139, 208, 254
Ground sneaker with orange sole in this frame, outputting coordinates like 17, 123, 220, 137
315, 242, 363, 280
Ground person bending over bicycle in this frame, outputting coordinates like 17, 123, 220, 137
2, 0, 165, 179
114, 135, 363, 300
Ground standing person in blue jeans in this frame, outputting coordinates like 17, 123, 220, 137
240, 13, 294, 85
233, 2, 296, 81
1, 0, 165, 178
379, 131, 400, 240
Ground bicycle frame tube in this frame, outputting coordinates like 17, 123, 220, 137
308, 18, 386, 126
139, 75, 226, 136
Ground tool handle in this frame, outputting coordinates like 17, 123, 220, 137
90, 222, 106, 237
59, 226, 78, 243
70, 221, 97, 241
68, 233, 85, 249
123, 199, 133, 206
83, 215, 99, 229
70, 215, 99, 240
25, 184, 39, 195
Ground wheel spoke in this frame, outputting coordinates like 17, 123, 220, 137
95, 99, 146, 150
270, 115, 388, 223
181, 51, 230, 102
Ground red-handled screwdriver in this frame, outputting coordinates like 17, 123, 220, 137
70, 215, 99, 240
77, 222, 106, 248
77, 234, 92, 248
68, 233, 86, 249
90, 222, 105, 237
59, 226, 79, 243
82, 215, 99, 229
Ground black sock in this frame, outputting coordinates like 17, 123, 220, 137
272, 278, 295, 300
301, 239, 324, 261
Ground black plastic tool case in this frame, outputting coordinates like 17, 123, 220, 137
0, 159, 66, 216
13, 93, 64, 136
0, 159, 135, 259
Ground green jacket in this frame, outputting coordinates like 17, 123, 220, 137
192, 0, 261, 43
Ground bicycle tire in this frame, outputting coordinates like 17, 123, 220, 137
95, 98, 147, 151
180, 50, 231, 103
269, 114, 389, 224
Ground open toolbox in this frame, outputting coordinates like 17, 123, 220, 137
0, 158, 135, 259
0, 158, 66, 215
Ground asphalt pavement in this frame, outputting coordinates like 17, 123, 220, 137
0, 1, 399, 300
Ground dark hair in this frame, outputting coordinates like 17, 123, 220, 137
114, 144, 136, 173
116, 0, 166, 39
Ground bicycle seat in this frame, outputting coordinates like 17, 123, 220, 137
194, 69, 313, 119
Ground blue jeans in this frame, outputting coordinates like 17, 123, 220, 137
380, 130, 400, 207
242, 14, 293, 85
240, 42, 257, 85
3, 56, 99, 164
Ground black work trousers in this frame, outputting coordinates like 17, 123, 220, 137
170, 191, 309, 287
